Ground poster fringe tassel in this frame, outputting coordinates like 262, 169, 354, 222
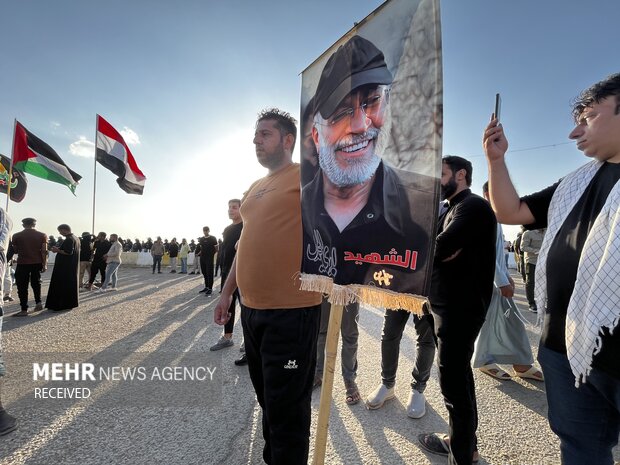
299, 273, 426, 315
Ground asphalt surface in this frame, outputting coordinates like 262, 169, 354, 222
0, 266, 618, 465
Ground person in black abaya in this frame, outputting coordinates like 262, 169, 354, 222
46, 224, 80, 311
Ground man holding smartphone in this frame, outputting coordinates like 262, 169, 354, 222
483, 73, 620, 465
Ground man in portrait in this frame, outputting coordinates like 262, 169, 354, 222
301, 35, 438, 299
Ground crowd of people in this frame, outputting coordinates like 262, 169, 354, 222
0, 215, 234, 320
0, 70, 618, 465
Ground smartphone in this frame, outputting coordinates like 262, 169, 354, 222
494, 93, 501, 122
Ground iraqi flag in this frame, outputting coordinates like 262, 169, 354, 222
96, 115, 146, 195
13, 121, 81, 194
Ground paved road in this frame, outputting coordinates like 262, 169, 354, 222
0, 266, 618, 464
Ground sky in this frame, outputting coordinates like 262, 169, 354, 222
1, 0, 618, 242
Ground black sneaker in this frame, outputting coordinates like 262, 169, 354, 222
0, 408, 17, 436
198, 288, 208, 294
206, 289, 212, 296
529, 306, 538, 313
234, 354, 248, 366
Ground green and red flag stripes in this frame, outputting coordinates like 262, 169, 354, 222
12, 121, 81, 194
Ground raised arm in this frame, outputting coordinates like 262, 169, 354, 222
483, 118, 535, 225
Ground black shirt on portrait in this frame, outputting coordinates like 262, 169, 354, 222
301, 161, 437, 296
522, 162, 620, 379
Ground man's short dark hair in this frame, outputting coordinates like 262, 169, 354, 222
228, 198, 241, 206
57, 224, 71, 232
22, 218, 36, 227
256, 108, 297, 147
98, 232, 107, 238
572, 73, 620, 122
203, 226, 210, 232
482, 181, 489, 194
443, 155, 473, 187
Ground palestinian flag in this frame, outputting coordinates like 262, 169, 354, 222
96, 115, 146, 195
12, 121, 81, 194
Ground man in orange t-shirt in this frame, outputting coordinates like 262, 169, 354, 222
214, 108, 321, 465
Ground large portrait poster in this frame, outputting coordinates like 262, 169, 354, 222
299, 0, 442, 313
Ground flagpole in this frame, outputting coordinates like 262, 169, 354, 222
5, 119, 17, 213
92, 115, 98, 234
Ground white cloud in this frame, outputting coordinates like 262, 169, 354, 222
50, 121, 61, 130
120, 127, 141, 145
69, 136, 95, 158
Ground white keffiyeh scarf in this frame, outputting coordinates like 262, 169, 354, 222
535, 160, 620, 387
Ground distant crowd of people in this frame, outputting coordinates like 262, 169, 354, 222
0, 222, 229, 314
47, 234, 218, 256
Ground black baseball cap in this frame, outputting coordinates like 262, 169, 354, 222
313, 35, 393, 119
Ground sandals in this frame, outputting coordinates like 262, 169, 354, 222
514, 366, 544, 382
418, 433, 450, 456
479, 364, 512, 380
314, 376, 361, 405
418, 433, 479, 463
344, 380, 361, 405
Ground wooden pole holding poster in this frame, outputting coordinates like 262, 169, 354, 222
312, 303, 343, 465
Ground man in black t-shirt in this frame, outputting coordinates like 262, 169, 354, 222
78, 232, 93, 288
209, 199, 243, 351
86, 232, 111, 291
197, 227, 218, 295
483, 73, 620, 465
168, 238, 179, 273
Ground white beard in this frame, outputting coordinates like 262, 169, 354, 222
317, 127, 381, 187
